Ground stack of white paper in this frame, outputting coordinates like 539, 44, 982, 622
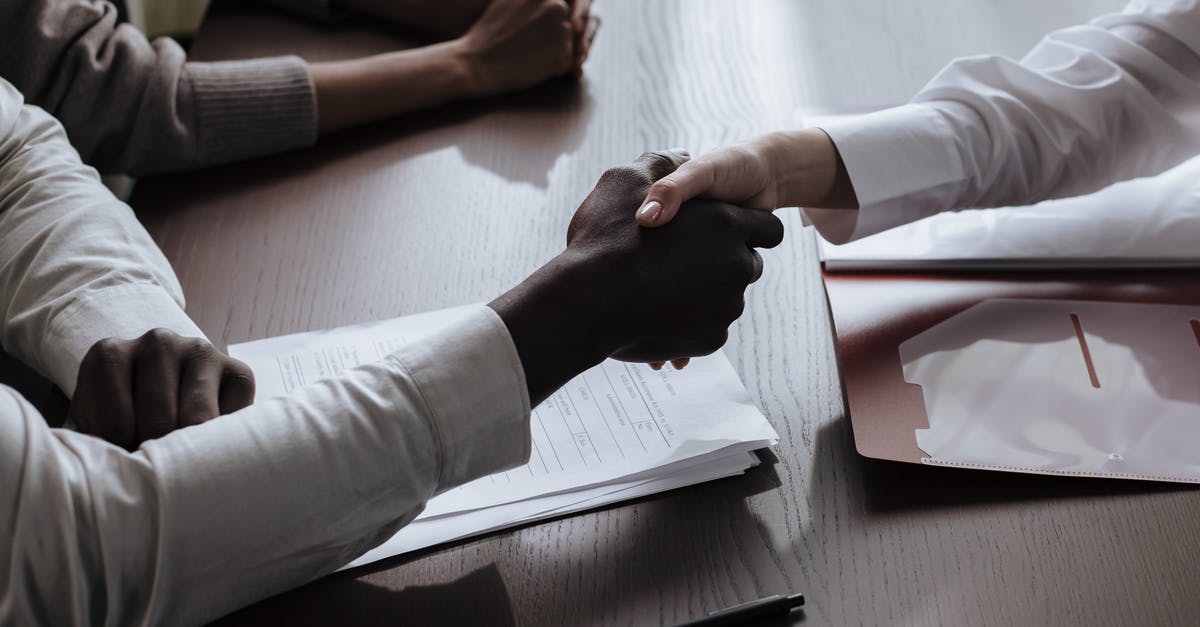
229, 306, 777, 569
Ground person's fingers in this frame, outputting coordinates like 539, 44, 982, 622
177, 345, 224, 427
636, 159, 716, 228
737, 210, 786, 249
574, 14, 600, 76
749, 248, 765, 283
132, 330, 182, 442
546, 0, 570, 33
632, 148, 692, 182
670, 358, 690, 370
570, 0, 591, 31
73, 339, 137, 450
617, 330, 728, 364
558, 20, 576, 75
585, 14, 600, 48
217, 358, 256, 416
69, 340, 119, 436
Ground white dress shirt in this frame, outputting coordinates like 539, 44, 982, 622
0, 78, 531, 626
807, 0, 1200, 243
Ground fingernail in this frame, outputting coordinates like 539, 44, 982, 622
636, 201, 662, 223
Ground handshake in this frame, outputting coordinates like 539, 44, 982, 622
72, 150, 783, 446
490, 148, 784, 405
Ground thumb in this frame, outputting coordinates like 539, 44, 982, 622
635, 158, 716, 228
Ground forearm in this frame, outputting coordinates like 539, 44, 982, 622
0, 0, 316, 175
800, 2, 1200, 243
488, 250, 615, 406
921, 12, 1200, 208
310, 40, 478, 134
0, 82, 203, 393
0, 307, 529, 626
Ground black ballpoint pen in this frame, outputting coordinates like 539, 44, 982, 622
676, 593, 805, 627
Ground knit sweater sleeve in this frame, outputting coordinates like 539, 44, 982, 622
0, 0, 319, 176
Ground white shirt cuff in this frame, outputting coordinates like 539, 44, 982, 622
389, 306, 532, 493
44, 284, 205, 396
806, 103, 967, 243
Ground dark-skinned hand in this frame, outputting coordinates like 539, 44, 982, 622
566, 149, 783, 361
489, 149, 784, 405
69, 329, 255, 450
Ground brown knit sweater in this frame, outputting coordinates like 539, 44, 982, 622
0, 0, 336, 176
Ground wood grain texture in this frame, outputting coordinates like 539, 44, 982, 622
132, 0, 1200, 625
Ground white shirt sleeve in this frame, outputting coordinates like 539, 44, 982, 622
0, 79, 204, 395
0, 78, 534, 625
1, 306, 531, 627
806, 0, 1200, 243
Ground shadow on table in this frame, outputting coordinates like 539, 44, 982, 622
210, 562, 516, 627
318, 75, 596, 190
812, 415, 1195, 515
211, 459, 784, 626
591, 461, 803, 625
351, 456, 785, 626
136, 76, 596, 219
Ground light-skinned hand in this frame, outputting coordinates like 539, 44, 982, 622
458, 0, 596, 98
633, 128, 856, 228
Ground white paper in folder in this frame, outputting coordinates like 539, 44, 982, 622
228, 305, 777, 568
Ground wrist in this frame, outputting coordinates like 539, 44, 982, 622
759, 129, 858, 209
310, 40, 476, 133
445, 37, 489, 99
488, 250, 618, 405
405, 40, 478, 101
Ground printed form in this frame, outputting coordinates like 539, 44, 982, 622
230, 305, 778, 566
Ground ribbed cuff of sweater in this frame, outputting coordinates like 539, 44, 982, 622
184, 56, 318, 167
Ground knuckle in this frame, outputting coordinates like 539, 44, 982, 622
598, 165, 647, 189
140, 327, 175, 345
87, 338, 124, 362
651, 176, 678, 197
601, 164, 637, 181
223, 362, 256, 394
182, 339, 218, 363
544, 0, 569, 18
135, 328, 176, 357
225, 359, 254, 382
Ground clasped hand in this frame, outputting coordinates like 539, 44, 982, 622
70, 330, 255, 450
491, 149, 784, 405
459, 0, 599, 96
566, 150, 785, 363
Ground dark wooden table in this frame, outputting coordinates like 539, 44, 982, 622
132, 1, 1199, 624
